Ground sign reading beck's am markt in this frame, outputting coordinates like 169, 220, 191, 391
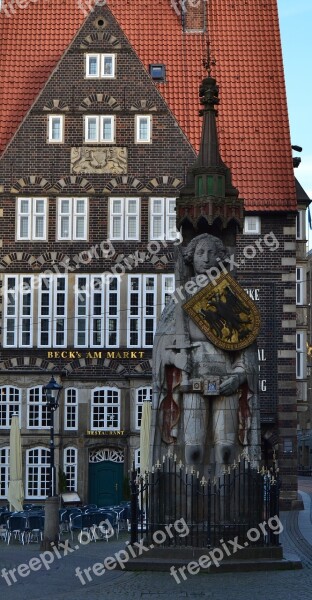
46, 350, 145, 360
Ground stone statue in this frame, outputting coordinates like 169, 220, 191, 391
150, 233, 260, 478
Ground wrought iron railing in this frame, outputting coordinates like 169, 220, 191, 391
130, 455, 280, 549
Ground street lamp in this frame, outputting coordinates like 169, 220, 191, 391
40, 375, 62, 550
43, 375, 63, 497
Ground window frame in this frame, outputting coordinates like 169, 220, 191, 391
57, 197, 88, 241
85, 53, 100, 78
91, 387, 120, 431
27, 386, 50, 429
64, 447, 78, 492
84, 115, 115, 143
161, 274, 175, 311
17, 197, 47, 241
127, 274, 157, 348
150, 197, 177, 240
0, 447, 10, 499
296, 332, 305, 380
85, 53, 116, 79
74, 275, 120, 348
135, 115, 152, 143
64, 389, 78, 431
296, 210, 305, 240
26, 447, 50, 499
48, 114, 64, 143
243, 216, 261, 235
135, 387, 152, 430
109, 197, 140, 241
149, 64, 166, 81
3, 275, 33, 348
296, 266, 305, 306
0, 387, 21, 429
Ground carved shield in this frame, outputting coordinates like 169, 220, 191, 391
182, 273, 261, 351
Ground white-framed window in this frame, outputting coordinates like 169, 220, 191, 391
150, 197, 177, 240
296, 210, 305, 240
243, 216, 261, 235
135, 115, 151, 143
64, 447, 78, 492
3, 275, 33, 347
85, 53, 115, 79
26, 447, 50, 499
27, 387, 49, 429
17, 197, 47, 240
0, 387, 21, 429
127, 275, 157, 347
109, 197, 140, 240
91, 387, 120, 431
57, 197, 88, 240
134, 448, 140, 471
84, 115, 115, 143
74, 274, 120, 347
296, 332, 305, 379
48, 115, 64, 143
64, 389, 78, 430
38, 275, 67, 347
0, 447, 10, 499
135, 387, 152, 430
161, 274, 175, 311
296, 267, 305, 305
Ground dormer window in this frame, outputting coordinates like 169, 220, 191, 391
85, 53, 115, 79
149, 64, 166, 81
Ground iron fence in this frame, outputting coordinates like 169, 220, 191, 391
130, 456, 280, 549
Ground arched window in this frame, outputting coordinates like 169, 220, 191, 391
135, 387, 152, 430
64, 389, 78, 430
64, 447, 78, 492
27, 387, 49, 429
26, 447, 50, 498
0, 447, 10, 498
0, 387, 21, 428
91, 387, 120, 431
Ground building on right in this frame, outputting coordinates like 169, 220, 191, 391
298, 234, 312, 474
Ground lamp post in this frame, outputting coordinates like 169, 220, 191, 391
42, 375, 63, 497
41, 375, 63, 550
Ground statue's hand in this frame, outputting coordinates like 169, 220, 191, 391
219, 374, 244, 395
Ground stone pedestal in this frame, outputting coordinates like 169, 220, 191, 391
40, 496, 59, 550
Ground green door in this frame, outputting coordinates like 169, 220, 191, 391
89, 460, 124, 506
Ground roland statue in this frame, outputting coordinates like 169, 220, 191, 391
150, 233, 260, 478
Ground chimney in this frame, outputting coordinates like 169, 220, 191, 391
183, 0, 206, 33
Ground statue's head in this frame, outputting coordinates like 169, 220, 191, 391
184, 234, 227, 275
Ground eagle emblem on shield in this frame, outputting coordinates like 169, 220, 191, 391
183, 273, 261, 351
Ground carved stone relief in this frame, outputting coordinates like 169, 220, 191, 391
71, 147, 127, 174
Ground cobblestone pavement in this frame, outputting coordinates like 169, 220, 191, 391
1, 480, 312, 600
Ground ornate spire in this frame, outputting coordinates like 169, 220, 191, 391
177, 65, 244, 244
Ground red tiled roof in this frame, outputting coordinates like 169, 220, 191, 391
0, 0, 297, 210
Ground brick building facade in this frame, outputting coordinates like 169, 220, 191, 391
0, 0, 308, 508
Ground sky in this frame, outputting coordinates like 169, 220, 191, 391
278, 0, 312, 200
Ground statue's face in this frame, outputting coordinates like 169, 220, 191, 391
193, 238, 222, 274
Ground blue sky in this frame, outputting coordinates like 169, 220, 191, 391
278, 0, 312, 199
